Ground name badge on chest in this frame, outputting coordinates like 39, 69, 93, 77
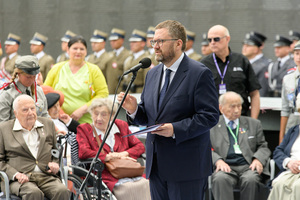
219, 83, 227, 94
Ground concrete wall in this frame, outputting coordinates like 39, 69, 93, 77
1, 0, 299, 61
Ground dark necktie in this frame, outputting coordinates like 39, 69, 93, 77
158, 69, 172, 109
228, 120, 234, 129
26, 89, 31, 96
277, 60, 281, 71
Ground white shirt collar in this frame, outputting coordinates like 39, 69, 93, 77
185, 48, 194, 56
93, 123, 119, 151
223, 114, 239, 129
35, 51, 45, 60
278, 54, 291, 66
8, 52, 17, 60
13, 118, 44, 131
164, 52, 184, 73
114, 46, 124, 57
94, 49, 106, 58
249, 53, 263, 64
133, 50, 145, 60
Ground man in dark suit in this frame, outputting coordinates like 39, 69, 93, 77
210, 91, 271, 200
118, 20, 219, 200
0, 94, 69, 200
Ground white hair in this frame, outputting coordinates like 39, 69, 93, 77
13, 94, 35, 111
219, 91, 243, 105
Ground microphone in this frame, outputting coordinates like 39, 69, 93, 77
123, 57, 152, 75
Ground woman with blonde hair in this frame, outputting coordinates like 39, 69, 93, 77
0, 55, 48, 122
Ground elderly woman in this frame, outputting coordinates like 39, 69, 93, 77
0, 55, 48, 122
44, 36, 108, 124
268, 94, 300, 198
76, 98, 150, 200
279, 41, 300, 143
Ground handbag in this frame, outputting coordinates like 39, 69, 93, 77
91, 125, 145, 179
105, 158, 145, 179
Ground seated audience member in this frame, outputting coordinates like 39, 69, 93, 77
76, 98, 150, 200
210, 91, 271, 200
46, 92, 80, 165
0, 55, 48, 122
268, 94, 300, 200
0, 94, 69, 199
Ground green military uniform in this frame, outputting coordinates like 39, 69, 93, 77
56, 30, 76, 63
106, 47, 130, 94
185, 30, 202, 61
121, 51, 150, 93
1, 53, 19, 76
56, 52, 69, 63
86, 51, 114, 79
186, 51, 202, 61
38, 53, 55, 80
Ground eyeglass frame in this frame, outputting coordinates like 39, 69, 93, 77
150, 39, 179, 47
207, 36, 227, 43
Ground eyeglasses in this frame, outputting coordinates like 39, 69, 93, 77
150, 39, 178, 47
207, 36, 227, 43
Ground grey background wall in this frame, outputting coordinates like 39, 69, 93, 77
0, 0, 299, 61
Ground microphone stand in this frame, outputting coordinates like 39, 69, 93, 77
79, 71, 138, 200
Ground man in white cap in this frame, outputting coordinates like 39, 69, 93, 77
121, 29, 149, 93
86, 29, 114, 79
0, 33, 21, 82
106, 28, 130, 94
56, 30, 77, 63
30, 32, 55, 81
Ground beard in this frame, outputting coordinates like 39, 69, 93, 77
155, 48, 175, 64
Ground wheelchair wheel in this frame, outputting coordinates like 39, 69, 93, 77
68, 173, 92, 200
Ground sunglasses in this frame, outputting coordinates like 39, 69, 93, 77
207, 36, 227, 43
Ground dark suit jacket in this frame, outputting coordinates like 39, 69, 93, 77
0, 117, 59, 191
273, 125, 299, 172
131, 54, 219, 181
210, 115, 271, 176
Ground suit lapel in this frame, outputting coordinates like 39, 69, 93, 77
12, 130, 33, 157
37, 127, 46, 157
238, 117, 249, 147
157, 55, 188, 115
218, 116, 229, 144
153, 65, 163, 113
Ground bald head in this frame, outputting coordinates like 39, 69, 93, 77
13, 94, 35, 111
208, 25, 230, 37
219, 91, 243, 120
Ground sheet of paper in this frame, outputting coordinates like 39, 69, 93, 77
123, 124, 164, 138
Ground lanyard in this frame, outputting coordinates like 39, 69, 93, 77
227, 123, 240, 144
213, 53, 230, 84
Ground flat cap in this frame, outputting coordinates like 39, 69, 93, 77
30, 32, 48, 46
147, 26, 155, 38
274, 35, 293, 47
243, 33, 263, 47
129, 29, 147, 42
90, 29, 108, 43
5, 33, 21, 45
201, 33, 209, 46
186, 30, 196, 41
61, 30, 77, 42
250, 31, 267, 43
15, 55, 40, 75
109, 28, 126, 41
289, 30, 300, 41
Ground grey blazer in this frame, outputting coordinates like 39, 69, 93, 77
0, 117, 58, 182
210, 115, 271, 175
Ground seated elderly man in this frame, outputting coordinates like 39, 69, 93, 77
210, 91, 271, 200
0, 94, 69, 200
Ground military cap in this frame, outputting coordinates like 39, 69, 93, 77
15, 55, 40, 75
29, 32, 48, 46
243, 33, 263, 47
147, 26, 155, 38
45, 93, 60, 109
129, 29, 147, 42
186, 30, 196, 41
109, 28, 126, 41
201, 33, 209, 46
61, 30, 77, 42
90, 29, 108, 43
250, 31, 267, 43
273, 35, 293, 47
5, 33, 21, 45
289, 30, 300, 41
294, 41, 300, 51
